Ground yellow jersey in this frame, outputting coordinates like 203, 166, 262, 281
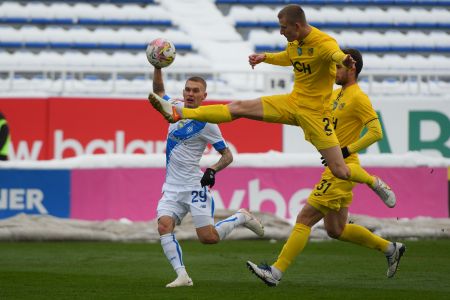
264, 26, 346, 112
330, 83, 379, 163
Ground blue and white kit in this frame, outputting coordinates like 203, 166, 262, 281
157, 95, 228, 228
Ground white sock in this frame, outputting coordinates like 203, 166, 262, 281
214, 212, 246, 240
271, 265, 283, 280
160, 233, 185, 274
175, 267, 188, 277
385, 242, 396, 256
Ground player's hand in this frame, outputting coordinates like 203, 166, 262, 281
248, 54, 265, 69
342, 54, 356, 70
321, 147, 350, 166
201, 168, 216, 188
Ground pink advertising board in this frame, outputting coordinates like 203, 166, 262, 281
71, 167, 448, 221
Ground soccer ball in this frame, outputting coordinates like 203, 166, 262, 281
146, 38, 176, 68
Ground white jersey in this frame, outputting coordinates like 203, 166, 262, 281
162, 95, 227, 191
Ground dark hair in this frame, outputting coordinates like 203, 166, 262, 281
187, 76, 207, 90
342, 48, 363, 78
278, 4, 306, 25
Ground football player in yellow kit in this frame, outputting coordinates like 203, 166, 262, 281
148, 4, 394, 205
246, 49, 405, 286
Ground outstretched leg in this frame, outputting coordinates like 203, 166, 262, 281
181, 98, 265, 123
148, 91, 265, 123
212, 208, 264, 241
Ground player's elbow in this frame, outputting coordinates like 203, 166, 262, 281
227, 152, 234, 165
376, 131, 383, 141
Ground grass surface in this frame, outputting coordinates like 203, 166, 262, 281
1, 240, 449, 300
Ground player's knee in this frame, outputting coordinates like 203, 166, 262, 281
329, 166, 350, 180
228, 100, 246, 117
326, 227, 343, 239
157, 219, 174, 235
157, 223, 171, 235
198, 233, 219, 244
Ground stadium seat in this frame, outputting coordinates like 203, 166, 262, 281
45, 27, 73, 49
1, 0, 449, 97
111, 52, 146, 68
36, 51, 66, 67
95, 28, 122, 49
0, 2, 28, 23
51, 3, 75, 24
430, 31, 450, 52
73, 3, 101, 24
228, 6, 257, 23
21, 27, 48, 48
62, 51, 91, 67
428, 54, 450, 70
0, 27, 22, 47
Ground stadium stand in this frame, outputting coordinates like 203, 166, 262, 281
0, 0, 449, 97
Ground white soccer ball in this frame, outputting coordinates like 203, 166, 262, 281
146, 38, 176, 68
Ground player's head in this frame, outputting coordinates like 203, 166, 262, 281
335, 48, 363, 86
183, 76, 207, 108
277, 5, 307, 42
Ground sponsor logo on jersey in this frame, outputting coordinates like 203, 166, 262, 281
293, 61, 312, 74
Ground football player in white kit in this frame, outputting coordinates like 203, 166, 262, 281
150, 67, 265, 288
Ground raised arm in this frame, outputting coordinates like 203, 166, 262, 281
153, 67, 165, 97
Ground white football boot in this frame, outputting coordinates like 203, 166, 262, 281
166, 274, 193, 288
237, 208, 264, 237
148, 92, 180, 123
246, 261, 280, 287
386, 242, 406, 278
371, 177, 396, 208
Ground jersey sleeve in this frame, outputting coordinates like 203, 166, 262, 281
354, 92, 378, 125
320, 39, 346, 65
203, 124, 228, 151
264, 49, 291, 66
347, 119, 382, 154
347, 92, 382, 153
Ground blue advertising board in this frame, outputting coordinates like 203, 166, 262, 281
0, 169, 70, 219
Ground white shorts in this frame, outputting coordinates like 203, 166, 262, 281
157, 187, 215, 228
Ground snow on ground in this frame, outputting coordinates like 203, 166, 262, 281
0, 151, 449, 169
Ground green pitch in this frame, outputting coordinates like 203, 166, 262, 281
1, 240, 449, 300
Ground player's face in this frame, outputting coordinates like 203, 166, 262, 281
278, 16, 299, 42
183, 81, 207, 108
335, 64, 349, 86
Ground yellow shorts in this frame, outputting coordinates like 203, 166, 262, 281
307, 168, 357, 215
261, 93, 339, 150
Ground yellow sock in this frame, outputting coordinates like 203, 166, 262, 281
347, 163, 375, 186
273, 223, 311, 272
181, 105, 232, 123
338, 224, 390, 252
